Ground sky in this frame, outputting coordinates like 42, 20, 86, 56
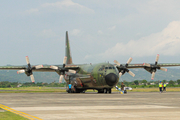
1, 0, 180, 66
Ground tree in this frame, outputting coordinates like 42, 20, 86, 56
142, 80, 147, 84
123, 80, 129, 86
177, 79, 180, 85
134, 80, 139, 85
169, 80, 174, 85
162, 80, 167, 83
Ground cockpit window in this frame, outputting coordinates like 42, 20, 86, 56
98, 68, 104, 71
99, 65, 116, 71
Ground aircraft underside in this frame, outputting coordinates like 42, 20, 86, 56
66, 87, 112, 94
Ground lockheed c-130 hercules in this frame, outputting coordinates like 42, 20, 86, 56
1, 31, 180, 93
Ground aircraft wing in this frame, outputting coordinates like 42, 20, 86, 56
0, 65, 79, 72
126, 63, 180, 69
114, 57, 180, 80
0, 66, 26, 70
126, 64, 144, 68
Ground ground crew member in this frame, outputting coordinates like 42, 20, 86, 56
159, 81, 163, 93
121, 82, 126, 94
163, 82, 167, 92
68, 83, 72, 93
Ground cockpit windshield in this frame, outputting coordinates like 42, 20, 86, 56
99, 65, 115, 71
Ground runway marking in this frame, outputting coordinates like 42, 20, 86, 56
0, 104, 43, 120
12, 105, 176, 111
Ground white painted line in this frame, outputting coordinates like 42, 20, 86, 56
12, 105, 176, 111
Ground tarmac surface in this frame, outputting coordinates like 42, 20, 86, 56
0, 92, 180, 120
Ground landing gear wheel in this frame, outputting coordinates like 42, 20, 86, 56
67, 89, 71, 93
124, 90, 127, 94
108, 88, 112, 94
98, 89, 104, 93
104, 89, 108, 93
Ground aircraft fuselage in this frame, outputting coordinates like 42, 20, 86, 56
64, 63, 119, 93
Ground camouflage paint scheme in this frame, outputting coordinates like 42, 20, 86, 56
1, 31, 180, 93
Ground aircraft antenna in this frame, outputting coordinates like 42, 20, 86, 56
70, 40, 101, 64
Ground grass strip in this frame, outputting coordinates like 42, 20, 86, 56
0, 111, 29, 120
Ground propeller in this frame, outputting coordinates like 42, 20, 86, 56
17, 56, 43, 82
143, 54, 167, 80
114, 57, 135, 78
50, 56, 76, 83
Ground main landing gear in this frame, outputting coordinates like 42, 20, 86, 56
67, 87, 86, 93
98, 88, 111, 94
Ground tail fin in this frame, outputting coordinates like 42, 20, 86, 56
65, 31, 73, 64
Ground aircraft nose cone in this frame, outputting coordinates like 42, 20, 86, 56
105, 73, 118, 86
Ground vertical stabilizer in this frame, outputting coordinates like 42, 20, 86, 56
66, 31, 73, 64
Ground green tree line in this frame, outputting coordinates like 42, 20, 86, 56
118, 79, 180, 88
0, 81, 66, 88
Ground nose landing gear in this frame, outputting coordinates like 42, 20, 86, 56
98, 88, 112, 94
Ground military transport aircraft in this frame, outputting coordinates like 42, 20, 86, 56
1, 31, 180, 93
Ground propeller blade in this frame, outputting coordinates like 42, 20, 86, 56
114, 60, 121, 66
26, 56, 30, 64
59, 75, 64, 83
17, 70, 25, 74
35, 65, 43, 69
30, 74, 35, 83
63, 56, 67, 65
128, 71, 135, 77
155, 54, 159, 64
160, 67, 167, 72
151, 72, 155, 80
127, 57, 133, 64
143, 63, 151, 67
68, 70, 76, 74
50, 65, 58, 70
119, 72, 122, 78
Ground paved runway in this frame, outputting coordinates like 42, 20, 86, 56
0, 92, 180, 120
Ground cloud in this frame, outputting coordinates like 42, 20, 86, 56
41, 0, 94, 14
108, 26, 116, 31
101, 21, 180, 58
71, 29, 81, 36
97, 30, 103, 34
24, 8, 39, 14
38, 29, 57, 38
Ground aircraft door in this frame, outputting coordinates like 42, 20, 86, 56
98, 73, 104, 86
98, 66, 105, 86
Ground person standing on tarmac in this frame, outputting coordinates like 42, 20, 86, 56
159, 81, 163, 93
68, 83, 72, 93
163, 82, 167, 92
121, 82, 126, 94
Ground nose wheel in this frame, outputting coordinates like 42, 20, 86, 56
98, 88, 112, 94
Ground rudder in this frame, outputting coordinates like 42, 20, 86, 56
65, 31, 73, 64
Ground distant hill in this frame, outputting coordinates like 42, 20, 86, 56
0, 68, 180, 83
121, 68, 180, 81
